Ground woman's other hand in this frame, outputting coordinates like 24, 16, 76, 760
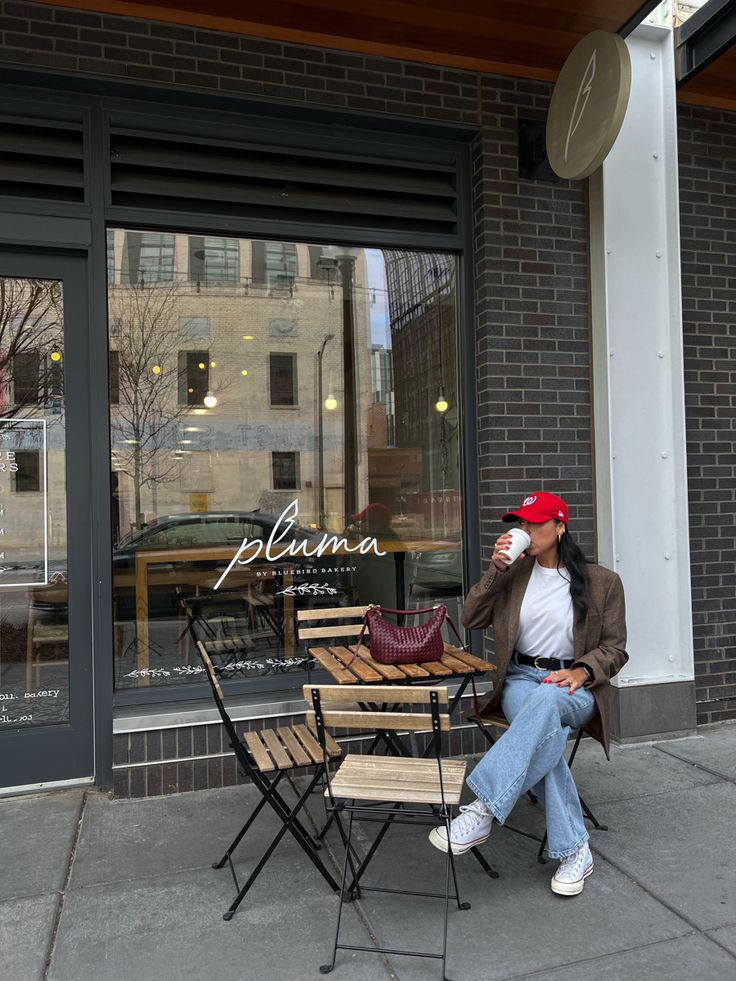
542, 667, 589, 694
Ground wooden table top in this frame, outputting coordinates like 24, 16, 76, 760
309, 642, 494, 685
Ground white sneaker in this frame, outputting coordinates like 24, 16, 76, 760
550, 842, 593, 896
428, 800, 493, 855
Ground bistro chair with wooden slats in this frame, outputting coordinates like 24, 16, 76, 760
305, 683, 471, 981
297, 604, 500, 880
468, 706, 608, 863
195, 641, 343, 919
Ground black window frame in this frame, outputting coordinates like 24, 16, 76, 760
271, 450, 300, 491
269, 351, 298, 407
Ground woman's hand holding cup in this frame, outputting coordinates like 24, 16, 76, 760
492, 528, 531, 571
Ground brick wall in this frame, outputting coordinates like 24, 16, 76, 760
679, 104, 736, 726
0, 0, 478, 124
0, 2, 594, 794
472, 81, 593, 574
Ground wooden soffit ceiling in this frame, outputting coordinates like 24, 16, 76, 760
34, 0, 657, 81
679, 45, 736, 109
676, 0, 736, 111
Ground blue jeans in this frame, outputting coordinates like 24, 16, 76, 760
466, 660, 597, 859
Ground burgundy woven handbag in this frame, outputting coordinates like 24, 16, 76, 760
356, 604, 463, 665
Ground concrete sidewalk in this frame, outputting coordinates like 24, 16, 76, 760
4, 724, 736, 981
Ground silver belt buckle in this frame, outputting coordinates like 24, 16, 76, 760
533, 655, 546, 670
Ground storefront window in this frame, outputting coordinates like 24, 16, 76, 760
107, 232, 462, 693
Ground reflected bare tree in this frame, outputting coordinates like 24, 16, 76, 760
0, 278, 64, 420
109, 282, 194, 530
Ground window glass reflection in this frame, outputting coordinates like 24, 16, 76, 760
0, 277, 69, 729
107, 233, 463, 693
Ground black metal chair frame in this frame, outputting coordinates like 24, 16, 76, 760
195, 642, 341, 919
308, 684, 471, 981
470, 711, 608, 863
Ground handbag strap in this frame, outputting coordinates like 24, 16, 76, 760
372, 604, 443, 616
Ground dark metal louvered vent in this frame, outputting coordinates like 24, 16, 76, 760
109, 130, 458, 236
0, 118, 85, 203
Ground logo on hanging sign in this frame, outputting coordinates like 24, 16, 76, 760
546, 31, 631, 181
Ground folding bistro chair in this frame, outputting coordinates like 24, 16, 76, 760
196, 642, 343, 919
305, 683, 471, 981
468, 707, 608, 863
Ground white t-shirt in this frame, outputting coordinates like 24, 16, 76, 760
515, 561, 574, 662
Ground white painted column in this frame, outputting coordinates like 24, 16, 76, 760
589, 2, 695, 703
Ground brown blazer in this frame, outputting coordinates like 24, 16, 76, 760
461, 555, 628, 758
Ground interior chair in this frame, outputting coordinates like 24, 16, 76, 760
468, 708, 608, 863
196, 641, 343, 919
305, 683, 471, 981
26, 599, 69, 690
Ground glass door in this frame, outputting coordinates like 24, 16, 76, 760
0, 253, 93, 790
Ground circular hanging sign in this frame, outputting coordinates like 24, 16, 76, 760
546, 30, 631, 181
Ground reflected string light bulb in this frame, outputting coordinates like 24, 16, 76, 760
203, 391, 217, 409
152, 364, 161, 375
434, 386, 449, 414
198, 362, 206, 370
324, 394, 337, 411
210, 360, 216, 367
240, 369, 248, 376
50, 349, 62, 363
242, 335, 254, 340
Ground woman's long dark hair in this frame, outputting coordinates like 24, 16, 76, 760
557, 529, 591, 625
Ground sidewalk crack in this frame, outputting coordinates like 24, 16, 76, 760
653, 745, 736, 786
42, 790, 88, 981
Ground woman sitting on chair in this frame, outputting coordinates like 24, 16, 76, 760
428, 492, 628, 896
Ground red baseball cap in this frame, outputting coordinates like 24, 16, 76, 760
502, 492, 569, 525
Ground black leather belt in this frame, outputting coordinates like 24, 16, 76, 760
514, 651, 574, 671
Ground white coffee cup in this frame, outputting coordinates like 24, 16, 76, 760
498, 527, 531, 565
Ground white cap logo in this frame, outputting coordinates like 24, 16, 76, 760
523, 495, 537, 506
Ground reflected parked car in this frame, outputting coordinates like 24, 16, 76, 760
114, 510, 323, 562
112, 511, 347, 619
407, 537, 463, 595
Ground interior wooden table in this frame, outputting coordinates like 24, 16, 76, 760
131, 538, 460, 682
131, 547, 296, 683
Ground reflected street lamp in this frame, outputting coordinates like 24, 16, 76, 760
324, 245, 360, 522
317, 333, 335, 528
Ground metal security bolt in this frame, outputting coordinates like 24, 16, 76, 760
668, 655, 675, 662
664, 552, 671, 560
653, 153, 659, 159
661, 452, 668, 458
658, 352, 664, 359
656, 251, 662, 258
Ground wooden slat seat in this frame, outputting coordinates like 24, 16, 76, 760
243, 723, 343, 772
329, 754, 466, 805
